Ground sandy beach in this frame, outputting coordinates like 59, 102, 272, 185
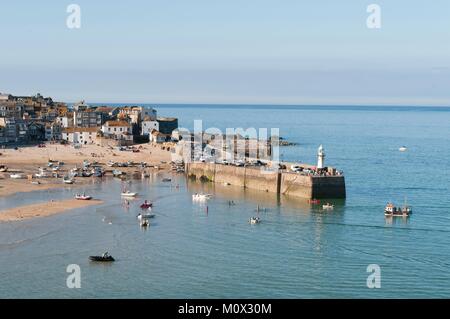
0, 142, 173, 197
0, 198, 103, 222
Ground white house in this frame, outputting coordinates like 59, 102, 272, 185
62, 127, 100, 145
141, 117, 159, 136
101, 120, 133, 142
150, 129, 169, 143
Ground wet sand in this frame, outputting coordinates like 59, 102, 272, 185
0, 143, 173, 197
0, 198, 103, 222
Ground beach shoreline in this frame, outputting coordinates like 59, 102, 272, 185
0, 198, 103, 223
0, 142, 173, 197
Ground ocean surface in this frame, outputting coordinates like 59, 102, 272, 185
1, 104, 450, 298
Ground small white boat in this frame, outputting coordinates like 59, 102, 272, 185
399, 146, 407, 152
121, 191, 138, 197
249, 217, 261, 225
323, 203, 334, 210
0, 165, 8, 172
75, 194, 92, 200
137, 213, 155, 220
192, 193, 212, 201
63, 177, 74, 184
10, 173, 25, 179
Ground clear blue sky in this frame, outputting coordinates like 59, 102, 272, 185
1, 0, 450, 105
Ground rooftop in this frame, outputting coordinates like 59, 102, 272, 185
63, 127, 100, 133
104, 120, 131, 127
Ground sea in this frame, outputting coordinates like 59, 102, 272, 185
0, 104, 449, 298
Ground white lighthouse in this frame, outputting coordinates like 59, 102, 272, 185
317, 145, 325, 169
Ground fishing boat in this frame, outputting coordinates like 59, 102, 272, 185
192, 193, 212, 201
75, 193, 92, 200
89, 252, 114, 262
121, 191, 138, 198
385, 200, 412, 217
249, 217, 261, 225
10, 173, 25, 179
399, 146, 407, 152
0, 165, 8, 172
140, 200, 153, 209
323, 203, 334, 210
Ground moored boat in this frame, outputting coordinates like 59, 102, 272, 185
249, 217, 261, 224
323, 203, 334, 210
192, 193, 212, 201
140, 219, 150, 227
89, 252, 114, 262
140, 200, 153, 209
121, 191, 138, 197
10, 173, 25, 179
385, 201, 412, 217
63, 176, 75, 184
0, 165, 8, 172
75, 193, 92, 200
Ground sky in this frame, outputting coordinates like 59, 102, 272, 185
1, 0, 450, 106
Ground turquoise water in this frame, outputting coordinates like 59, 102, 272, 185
1, 105, 450, 298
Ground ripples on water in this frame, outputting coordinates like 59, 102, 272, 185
1, 105, 450, 298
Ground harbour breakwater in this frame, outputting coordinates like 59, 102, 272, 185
186, 163, 346, 199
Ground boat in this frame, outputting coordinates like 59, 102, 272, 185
140, 219, 150, 227
89, 252, 115, 262
323, 203, 334, 210
75, 193, 92, 200
249, 217, 261, 225
192, 193, 212, 201
92, 167, 104, 177
81, 171, 93, 177
399, 146, 407, 152
0, 165, 7, 172
112, 169, 124, 177
140, 200, 153, 209
162, 178, 172, 182
31, 181, 41, 185
137, 212, 155, 220
385, 200, 412, 217
121, 191, 138, 197
63, 176, 74, 184
107, 160, 117, 167
35, 168, 50, 178
10, 173, 25, 179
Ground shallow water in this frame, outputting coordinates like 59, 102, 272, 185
1, 105, 450, 298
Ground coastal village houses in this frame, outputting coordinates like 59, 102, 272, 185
101, 120, 133, 145
0, 92, 179, 146
62, 127, 100, 145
